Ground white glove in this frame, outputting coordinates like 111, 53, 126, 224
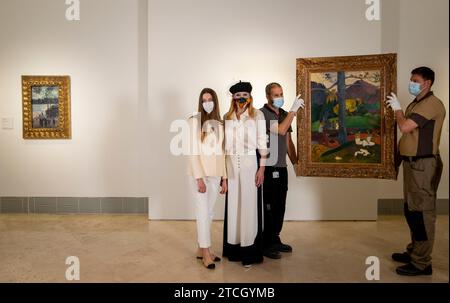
386, 92, 402, 112
290, 94, 305, 113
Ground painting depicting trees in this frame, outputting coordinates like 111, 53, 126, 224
310, 70, 382, 163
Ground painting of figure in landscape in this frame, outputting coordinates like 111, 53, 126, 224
296, 54, 397, 179
310, 70, 381, 164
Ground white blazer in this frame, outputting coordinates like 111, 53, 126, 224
187, 115, 227, 179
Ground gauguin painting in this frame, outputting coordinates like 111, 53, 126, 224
296, 54, 398, 179
310, 70, 381, 164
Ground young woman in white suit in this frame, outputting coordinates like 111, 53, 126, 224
188, 88, 228, 269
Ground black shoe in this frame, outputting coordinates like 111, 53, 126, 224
263, 248, 282, 259
204, 262, 215, 270
197, 255, 221, 262
392, 252, 411, 263
396, 263, 432, 276
275, 243, 292, 253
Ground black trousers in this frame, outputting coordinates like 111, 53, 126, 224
262, 166, 288, 249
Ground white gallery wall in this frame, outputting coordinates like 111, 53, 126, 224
146, 0, 448, 220
0, 0, 148, 197
376, 0, 449, 206
0, 0, 448, 220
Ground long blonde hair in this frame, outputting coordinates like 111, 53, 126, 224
224, 96, 255, 120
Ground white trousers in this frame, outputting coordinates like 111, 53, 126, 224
192, 176, 221, 248
226, 154, 258, 247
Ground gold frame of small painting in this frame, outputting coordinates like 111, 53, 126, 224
295, 54, 397, 179
22, 75, 71, 139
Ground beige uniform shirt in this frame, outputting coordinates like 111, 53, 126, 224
399, 92, 446, 156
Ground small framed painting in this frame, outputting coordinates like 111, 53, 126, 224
296, 54, 397, 179
22, 75, 71, 139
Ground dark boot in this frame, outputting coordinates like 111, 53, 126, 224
263, 246, 282, 259
391, 252, 411, 263
396, 263, 432, 276
275, 242, 292, 253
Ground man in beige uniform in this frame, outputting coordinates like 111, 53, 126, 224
386, 66, 446, 276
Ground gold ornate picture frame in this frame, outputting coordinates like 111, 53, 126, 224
296, 54, 397, 179
22, 75, 71, 139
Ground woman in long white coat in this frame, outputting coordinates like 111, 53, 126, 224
188, 88, 228, 269
223, 81, 268, 267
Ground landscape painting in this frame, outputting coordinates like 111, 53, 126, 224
310, 70, 381, 164
296, 54, 398, 179
22, 76, 71, 139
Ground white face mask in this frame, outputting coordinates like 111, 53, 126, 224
202, 101, 214, 114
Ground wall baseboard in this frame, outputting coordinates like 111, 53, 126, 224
378, 199, 449, 215
1, 197, 447, 216
0, 197, 148, 214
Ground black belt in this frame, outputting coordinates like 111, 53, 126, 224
401, 155, 438, 162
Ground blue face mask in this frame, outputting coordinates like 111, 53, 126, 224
409, 81, 423, 96
272, 97, 284, 108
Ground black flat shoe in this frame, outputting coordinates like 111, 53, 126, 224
392, 252, 411, 263
275, 243, 292, 253
202, 260, 215, 270
263, 248, 282, 259
197, 255, 221, 262
396, 263, 432, 276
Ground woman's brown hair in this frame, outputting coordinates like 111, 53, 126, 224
198, 88, 222, 141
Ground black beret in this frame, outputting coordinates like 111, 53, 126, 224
229, 81, 252, 94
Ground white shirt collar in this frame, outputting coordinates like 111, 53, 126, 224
231, 108, 250, 120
